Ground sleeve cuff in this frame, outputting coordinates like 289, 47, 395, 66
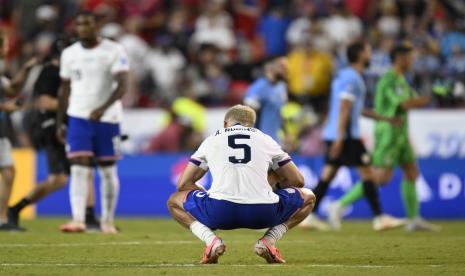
340, 91, 355, 101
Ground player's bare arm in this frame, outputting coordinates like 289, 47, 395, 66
362, 109, 402, 126
330, 98, 352, 159
400, 95, 431, 110
89, 72, 128, 121
176, 162, 207, 192
56, 79, 70, 143
4, 57, 39, 96
273, 162, 305, 188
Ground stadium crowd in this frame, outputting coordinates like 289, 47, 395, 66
1, 0, 465, 153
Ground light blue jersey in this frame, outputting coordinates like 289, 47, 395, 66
323, 67, 366, 141
244, 77, 287, 143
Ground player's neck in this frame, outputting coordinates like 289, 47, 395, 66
393, 65, 405, 76
350, 63, 365, 74
80, 37, 100, 49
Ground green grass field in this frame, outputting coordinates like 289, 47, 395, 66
0, 218, 464, 275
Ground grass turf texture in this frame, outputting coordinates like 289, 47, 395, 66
0, 219, 464, 275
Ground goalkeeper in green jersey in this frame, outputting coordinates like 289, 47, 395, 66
329, 43, 440, 231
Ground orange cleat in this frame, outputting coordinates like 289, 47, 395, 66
200, 237, 226, 264
255, 238, 286, 264
60, 222, 85, 233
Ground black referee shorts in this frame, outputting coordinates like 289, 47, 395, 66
44, 137, 70, 175
324, 139, 371, 167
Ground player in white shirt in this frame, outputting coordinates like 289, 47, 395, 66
167, 105, 316, 264
57, 11, 129, 234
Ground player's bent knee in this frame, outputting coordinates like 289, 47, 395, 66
299, 188, 316, 206
166, 191, 188, 210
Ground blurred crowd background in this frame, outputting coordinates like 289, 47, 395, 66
1, 0, 465, 154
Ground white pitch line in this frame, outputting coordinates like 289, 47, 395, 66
0, 263, 445, 269
0, 263, 399, 269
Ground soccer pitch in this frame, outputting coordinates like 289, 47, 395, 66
0, 219, 464, 275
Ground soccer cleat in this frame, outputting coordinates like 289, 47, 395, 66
327, 202, 344, 231
255, 238, 286, 264
200, 237, 226, 264
60, 222, 85, 233
373, 215, 406, 231
0, 222, 25, 232
8, 208, 20, 227
101, 224, 119, 234
299, 213, 330, 231
406, 217, 441, 232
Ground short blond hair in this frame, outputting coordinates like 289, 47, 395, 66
224, 105, 256, 127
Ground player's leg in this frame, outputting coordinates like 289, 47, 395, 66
167, 190, 225, 264
299, 164, 337, 231
400, 161, 440, 231
96, 160, 119, 234
256, 187, 315, 263
60, 117, 94, 233
9, 143, 68, 226
0, 138, 20, 231
94, 121, 123, 234
85, 172, 101, 230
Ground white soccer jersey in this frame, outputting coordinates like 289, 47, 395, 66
60, 39, 129, 123
190, 125, 292, 204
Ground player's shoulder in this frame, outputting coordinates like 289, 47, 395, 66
100, 38, 125, 52
379, 69, 397, 83
61, 41, 81, 56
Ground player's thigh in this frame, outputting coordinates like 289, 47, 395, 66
66, 117, 94, 158
45, 140, 70, 176
93, 121, 121, 160
400, 161, 419, 182
356, 165, 374, 182
372, 166, 394, 185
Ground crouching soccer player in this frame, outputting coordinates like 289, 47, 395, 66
167, 105, 316, 264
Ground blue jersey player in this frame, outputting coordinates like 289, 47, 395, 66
300, 41, 405, 232
244, 58, 288, 143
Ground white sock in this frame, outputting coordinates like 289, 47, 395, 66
70, 165, 91, 224
263, 223, 288, 245
190, 221, 216, 245
98, 165, 120, 225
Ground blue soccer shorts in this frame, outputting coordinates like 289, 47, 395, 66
66, 116, 121, 160
183, 188, 304, 230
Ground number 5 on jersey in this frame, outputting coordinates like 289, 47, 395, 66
228, 134, 251, 164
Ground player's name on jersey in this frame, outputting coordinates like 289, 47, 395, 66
215, 127, 257, 136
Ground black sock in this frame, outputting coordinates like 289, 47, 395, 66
11, 198, 31, 213
313, 180, 331, 212
85, 206, 98, 224
362, 180, 382, 216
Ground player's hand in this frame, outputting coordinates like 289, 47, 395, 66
89, 107, 105, 121
23, 57, 40, 70
56, 125, 67, 144
329, 139, 343, 160
0, 100, 20, 113
35, 95, 58, 111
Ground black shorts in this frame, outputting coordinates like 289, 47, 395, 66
324, 139, 370, 167
44, 138, 70, 175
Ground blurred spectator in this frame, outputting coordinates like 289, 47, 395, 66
146, 35, 186, 103
377, 0, 401, 37
322, 3, 363, 48
191, 0, 236, 51
244, 57, 288, 142
413, 41, 441, 92
437, 18, 465, 59
287, 36, 333, 114
143, 110, 200, 153
257, 5, 291, 57
286, 1, 316, 47
231, 0, 263, 40
184, 43, 230, 104
445, 44, 465, 77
